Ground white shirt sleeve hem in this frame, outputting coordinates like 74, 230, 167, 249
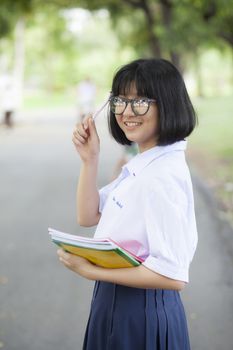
142, 256, 189, 283
98, 190, 105, 213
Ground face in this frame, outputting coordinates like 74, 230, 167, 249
115, 85, 159, 153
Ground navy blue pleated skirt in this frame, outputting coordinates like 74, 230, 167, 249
83, 281, 190, 350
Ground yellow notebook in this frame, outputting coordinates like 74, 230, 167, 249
49, 228, 142, 268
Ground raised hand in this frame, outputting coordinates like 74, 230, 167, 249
72, 116, 100, 163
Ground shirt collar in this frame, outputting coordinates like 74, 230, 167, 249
122, 140, 187, 177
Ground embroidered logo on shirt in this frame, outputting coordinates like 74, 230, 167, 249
112, 196, 123, 208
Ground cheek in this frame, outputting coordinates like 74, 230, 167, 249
150, 110, 159, 132
153, 118, 159, 133
115, 116, 124, 128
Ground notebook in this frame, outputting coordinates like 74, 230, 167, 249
49, 228, 143, 268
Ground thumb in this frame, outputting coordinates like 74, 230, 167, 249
88, 117, 98, 139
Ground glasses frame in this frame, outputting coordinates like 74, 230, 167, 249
109, 96, 156, 116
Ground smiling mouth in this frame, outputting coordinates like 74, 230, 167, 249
124, 121, 142, 127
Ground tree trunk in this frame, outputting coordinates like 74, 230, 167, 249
159, 0, 183, 72
125, 0, 162, 57
170, 51, 183, 74
141, 1, 162, 57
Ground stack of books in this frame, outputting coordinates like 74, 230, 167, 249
49, 228, 142, 268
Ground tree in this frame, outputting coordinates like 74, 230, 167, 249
47, 0, 232, 72
0, 0, 34, 38
0, 0, 232, 99
1, 0, 232, 68
0, 0, 36, 114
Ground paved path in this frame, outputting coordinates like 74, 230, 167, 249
0, 108, 233, 350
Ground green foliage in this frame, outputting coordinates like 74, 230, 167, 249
0, 0, 232, 96
110, 9, 151, 57
22, 8, 137, 91
189, 93, 233, 225
1, 0, 233, 57
25, 9, 81, 89
191, 95, 233, 156
0, 8, 13, 38
0, 0, 34, 38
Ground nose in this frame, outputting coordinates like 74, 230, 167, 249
122, 101, 134, 117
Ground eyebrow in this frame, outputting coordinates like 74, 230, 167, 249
118, 95, 145, 99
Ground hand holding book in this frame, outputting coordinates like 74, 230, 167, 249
49, 228, 142, 269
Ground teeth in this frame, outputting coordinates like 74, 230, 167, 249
124, 122, 141, 126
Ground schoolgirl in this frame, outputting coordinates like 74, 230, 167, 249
57, 58, 198, 350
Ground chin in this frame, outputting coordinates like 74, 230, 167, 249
125, 136, 138, 143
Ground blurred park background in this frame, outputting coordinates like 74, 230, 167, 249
0, 0, 233, 349
0, 0, 232, 223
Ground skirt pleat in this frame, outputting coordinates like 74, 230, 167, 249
83, 282, 190, 350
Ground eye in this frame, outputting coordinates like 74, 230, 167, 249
134, 98, 148, 106
114, 97, 124, 104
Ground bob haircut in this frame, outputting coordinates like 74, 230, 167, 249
108, 58, 197, 146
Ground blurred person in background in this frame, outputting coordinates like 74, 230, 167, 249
1, 79, 17, 128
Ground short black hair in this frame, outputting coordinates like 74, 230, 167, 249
108, 58, 197, 146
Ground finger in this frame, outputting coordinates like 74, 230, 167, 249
73, 131, 87, 144
73, 125, 90, 142
59, 257, 72, 267
74, 125, 88, 138
82, 113, 92, 127
87, 117, 98, 138
57, 249, 73, 266
72, 136, 82, 147
57, 248, 70, 259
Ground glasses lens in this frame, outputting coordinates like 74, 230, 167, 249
110, 97, 126, 114
132, 99, 149, 115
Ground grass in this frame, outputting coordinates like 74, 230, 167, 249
190, 95, 233, 156
23, 91, 74, 109
188, 95, 233, 225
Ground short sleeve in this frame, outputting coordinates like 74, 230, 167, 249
142, 178, 197, 283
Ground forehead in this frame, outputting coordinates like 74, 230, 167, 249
113, 73, 148, 97
119, 83, 138, 97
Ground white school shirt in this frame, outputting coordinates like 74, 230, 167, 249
94, 140, 198, 282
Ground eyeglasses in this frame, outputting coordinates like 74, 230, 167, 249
109, 96, 156, 116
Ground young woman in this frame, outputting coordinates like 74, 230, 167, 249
58, 58, 198, 350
